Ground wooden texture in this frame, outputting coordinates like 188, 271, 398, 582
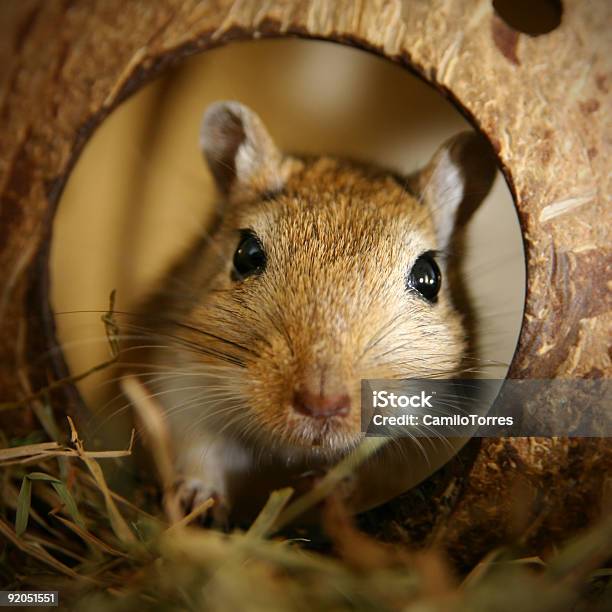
0, 0, 610, 565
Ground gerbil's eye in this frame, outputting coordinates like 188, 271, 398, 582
407, 253, 441, 302
232, 230, 266, 279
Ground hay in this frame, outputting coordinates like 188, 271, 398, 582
2, 407, 611, 611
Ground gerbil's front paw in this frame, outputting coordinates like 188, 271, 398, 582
176, 477, 230, 529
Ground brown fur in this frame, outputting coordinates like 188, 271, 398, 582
159, 157, 463, 452
124, 101, 496, 517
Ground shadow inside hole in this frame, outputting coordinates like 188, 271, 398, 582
493, 0, 563, 36
51, 39, 526, 508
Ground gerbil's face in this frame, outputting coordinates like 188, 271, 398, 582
161, 102, 495, 460
185, 161, 464, 458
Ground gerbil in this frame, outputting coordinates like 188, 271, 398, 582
125, 100, 496, 521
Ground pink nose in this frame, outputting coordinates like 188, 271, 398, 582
293, 388, 351, 419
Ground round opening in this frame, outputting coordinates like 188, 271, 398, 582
50, 39, 526, 512
493, 0, 563, 36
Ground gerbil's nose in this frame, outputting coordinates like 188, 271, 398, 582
292, 388, 351, 419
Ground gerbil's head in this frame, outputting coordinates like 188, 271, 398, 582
169, 101, 496, 460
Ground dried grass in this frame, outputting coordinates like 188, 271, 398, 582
2, 406, 610, 611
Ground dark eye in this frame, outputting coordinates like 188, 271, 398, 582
407, 253, 441, 302
232, 231, 266, 279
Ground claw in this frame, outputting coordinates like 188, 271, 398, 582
176, 477, 230, 528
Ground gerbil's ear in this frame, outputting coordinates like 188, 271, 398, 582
200, 101, 285, 199
414, 132, 497, 249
